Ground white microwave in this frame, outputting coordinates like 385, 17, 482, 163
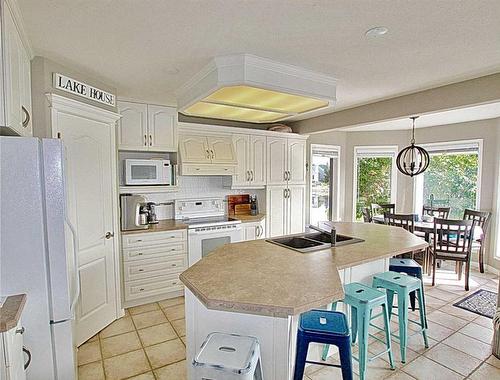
124, 159, 174, 186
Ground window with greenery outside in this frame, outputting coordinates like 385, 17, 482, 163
423, 153, 478, 219
356, 157, 393, 220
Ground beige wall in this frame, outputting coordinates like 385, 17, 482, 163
31, 56, 118, 138
308, 118, 500, 270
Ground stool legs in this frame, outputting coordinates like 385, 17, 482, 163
382, 302, 395, 370
321, 302, 338, 361
350, 307, 358, 345
338, 341, 354, 380
396, 291, 409, 363
417, 287, 429, 348
357, 306, 370, 380
293, 335, 309, 380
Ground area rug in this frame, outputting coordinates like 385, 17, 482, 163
453, 289, 498, 319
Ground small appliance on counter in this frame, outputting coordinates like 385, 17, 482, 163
250, 195, 259, 216
120, 194, 150, 231
147, 202, 159, 224
124, 158, 176, 186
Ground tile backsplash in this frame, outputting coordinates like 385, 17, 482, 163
140, 176, 265, 220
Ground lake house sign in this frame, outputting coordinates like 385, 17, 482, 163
53, 73, 116, 107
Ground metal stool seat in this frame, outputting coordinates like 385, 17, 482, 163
193, 332, 263, 380
294, 309, 353, 380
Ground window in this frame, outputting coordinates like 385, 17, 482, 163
353, 146, 398, 221
414, 140, 482, 219
310, 145, 339, 225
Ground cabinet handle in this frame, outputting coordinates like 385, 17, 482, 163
211, 150, 215, 159
149, 134, 152, 146
137, 252, 143, 256
105, 232, 114, 239
251, 170, 254, 181
23, 347, 31, 370
138, 269, 144, 272
206, 149, 210, 159
144, 134, 147, 146
22, 106, 30, 128
16, 327, 25, 334
139, 288, 145, 291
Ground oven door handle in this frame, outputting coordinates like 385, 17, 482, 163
188, 226, 242, 236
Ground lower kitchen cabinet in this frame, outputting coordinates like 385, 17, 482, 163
1, 321, 27, 380
242, 219, 266, 241
266, 185, 306, 238
121, 229, 187, 308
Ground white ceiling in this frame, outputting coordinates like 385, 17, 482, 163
19, 0, 500, 117
336, 102, 500, 131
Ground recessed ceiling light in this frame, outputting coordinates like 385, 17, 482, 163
365, 26, 389, 38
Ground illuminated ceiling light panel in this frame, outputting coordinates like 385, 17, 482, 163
176, 54, 337, 123
183, 102, 288, 123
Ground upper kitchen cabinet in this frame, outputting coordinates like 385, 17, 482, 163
178, 133, 237, 175
148, 105, 177, 152
232, 134, 266, 188
117, 101, 148, 150
1, 0, 33, 136
267, 136, 306, 185
117, 101, 178, 152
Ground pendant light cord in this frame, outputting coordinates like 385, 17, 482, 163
410, 116, 419, 144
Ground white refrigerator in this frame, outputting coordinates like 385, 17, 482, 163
0, 136, 77, 380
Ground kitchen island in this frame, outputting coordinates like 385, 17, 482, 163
180, 222, 427, 379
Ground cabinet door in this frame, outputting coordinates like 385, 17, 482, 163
207, 136, 236, 164
3, 323, 26, 380
267, 137, 287, 185
179, 135, 211, 163
117, 101, 148, 151
56, 112, 118, 346
232, 134, 249, 186
148, 105, 177, 152
2, 3, 23, 134
249, 135, 266, 186
287, 185, 306, 235
266, 186, 287, 237
287, 139, 307, 185
243, 223, 258, 241
20, 47, 32, 136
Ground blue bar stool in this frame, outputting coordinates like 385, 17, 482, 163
372, 271, 429, 363
389, 258, 427, 322
294, 309, 353, 380
322, 283, 395, 380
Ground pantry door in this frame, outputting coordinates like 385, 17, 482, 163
49, 95, 121, 346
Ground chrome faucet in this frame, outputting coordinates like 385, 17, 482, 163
308, 224, 337, 246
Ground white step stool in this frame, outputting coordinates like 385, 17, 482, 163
193, 332, 263, 380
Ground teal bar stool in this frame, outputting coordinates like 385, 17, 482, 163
372, 271, 429, 363
322, 282, 395, 380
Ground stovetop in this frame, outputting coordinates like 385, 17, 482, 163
181, 216, 241, 229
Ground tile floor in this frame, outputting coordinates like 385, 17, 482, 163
77, 297, 186, 380
77, 264, 499, 380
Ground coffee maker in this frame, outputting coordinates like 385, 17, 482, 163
120, 194, 150, 231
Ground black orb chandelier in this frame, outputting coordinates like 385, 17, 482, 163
396, 116, 430, 177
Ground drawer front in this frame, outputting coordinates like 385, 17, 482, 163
124, 274, 183, 301
123, 255, 187, 281
122, 229, 186, 248
123, 242, 187, 262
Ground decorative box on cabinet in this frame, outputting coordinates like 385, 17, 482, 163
121, 229, 187, 307
117, 101, 177, 152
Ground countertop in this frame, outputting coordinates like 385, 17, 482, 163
180, 222, 428, 317
0, 294, 27, 333
121, 214, 266, 234
233, 213, 266, 223
121, 219, 188, 235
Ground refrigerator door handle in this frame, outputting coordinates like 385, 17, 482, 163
65, 217, 80, 318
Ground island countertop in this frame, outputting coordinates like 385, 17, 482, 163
180, 222, 428, 317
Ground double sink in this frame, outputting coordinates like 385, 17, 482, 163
267, 227, 364, 253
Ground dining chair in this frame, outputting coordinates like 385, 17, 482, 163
362, 207, 373, 223
371, 203, 395, 217
429, 218, 476, 291
463, 209, 491, 273
383, 213, 416, 233
422, 205, 450, 219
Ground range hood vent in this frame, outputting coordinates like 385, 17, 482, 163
176, 54, 337, 123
